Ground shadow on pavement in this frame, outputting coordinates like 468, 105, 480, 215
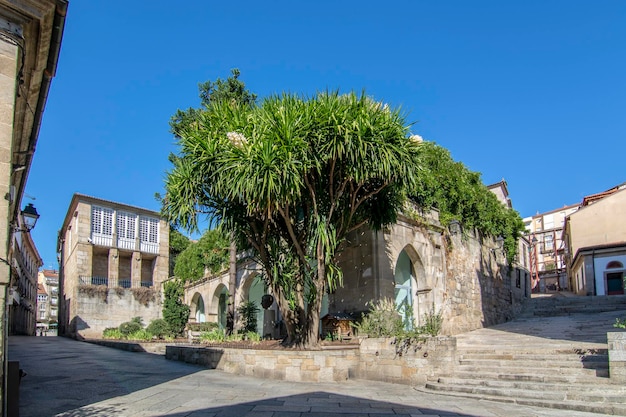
54, 391, 478, 417
8, 336, 204, 417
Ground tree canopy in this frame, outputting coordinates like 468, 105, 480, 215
163, 80, 420, 346
173, 229, 230, 283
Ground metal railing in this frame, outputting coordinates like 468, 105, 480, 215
79, 276, 108, 286
140, 281, 153, 288
118, 279, 131, 288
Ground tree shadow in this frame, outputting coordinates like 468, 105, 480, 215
8, 336, 209, 417
54, 391, 481, 417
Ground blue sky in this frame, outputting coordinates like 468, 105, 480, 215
26, 1, 626, 269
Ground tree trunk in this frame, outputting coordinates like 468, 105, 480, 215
227, 239, 237, 334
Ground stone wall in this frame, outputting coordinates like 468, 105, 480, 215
443, 229, 527, 335
70, 287, 161, 339
608, 332, 626, 383
165, 336, 456, 385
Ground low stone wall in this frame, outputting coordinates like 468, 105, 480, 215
608, 332, 626, 382
165, 336, 456, 385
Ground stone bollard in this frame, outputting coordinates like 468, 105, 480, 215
608, 332, 626, 383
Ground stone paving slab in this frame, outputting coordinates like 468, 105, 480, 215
9, 336, 613, 417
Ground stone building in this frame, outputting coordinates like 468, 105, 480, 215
7, 212, 43, 335
183, 204, 530, 338
36, 269, 59, 330
564, 185, 626, 296
0, 0, 67, 409
36, 283, 47, 331
57, 194, 169, 338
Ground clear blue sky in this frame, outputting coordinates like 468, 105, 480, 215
26, 1, 626, 269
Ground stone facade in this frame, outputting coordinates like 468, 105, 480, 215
183, 206, 530, 339
0, 1, 67, 410
71, 287, 161, 338
165, 336, 456, 385
58, 194, 169, 338
608, 332, 626, 383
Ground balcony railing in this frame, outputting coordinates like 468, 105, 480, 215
117, 237, 135, 251
140, 281, 153, 288
118, 279, 131, 289
140, 241, 159, 254
79, 276, 108, 286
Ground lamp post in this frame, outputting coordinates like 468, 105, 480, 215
14, 203, 39, 233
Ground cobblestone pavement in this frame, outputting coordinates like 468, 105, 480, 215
9, 336, 610, 417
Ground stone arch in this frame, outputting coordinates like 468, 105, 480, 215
210, 284, 229, 329
393, 244, 427, 328
190, 292, 206, 323
239, 272, 265, 334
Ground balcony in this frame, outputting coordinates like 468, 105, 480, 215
79, 276, 108, 286
91, 233, 159, 255
118, 279, 131, 289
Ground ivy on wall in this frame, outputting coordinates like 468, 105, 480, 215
409, 141, 525, 265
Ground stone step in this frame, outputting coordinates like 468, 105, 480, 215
458, 358, 608, 370
437, 376, 626, 394
448, 370, 610, 383
459, 352, 608, 362
455, 364, 608, 377
421, 384, 626, 416
425, 381, 626, 403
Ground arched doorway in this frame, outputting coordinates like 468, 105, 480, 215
606, 261, 625, 295
190, 292, 206, 323
213, 285, 228, 329
394, 249, 416, 330
247, 275, 265, 335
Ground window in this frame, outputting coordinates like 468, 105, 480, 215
140, 217, 159, 244
116, 211, 136, 239
544, 234, 554, 251
117, 211, 137, 250
39, 311, 46, 319
91, 206, 114, 246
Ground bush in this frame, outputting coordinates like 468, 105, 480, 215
187, 322, 219, 332
127, 329, 153, 341
163, 280, 190, 336
200, 329, 226, 342
119, 317, 144, 336
352, 298, 404, 338
420, 308, 443, 336
237, 301, 259, 334
103, 327, 123, 339
146, 319, 171, 339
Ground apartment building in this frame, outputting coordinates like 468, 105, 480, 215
57, 194, 169, 338
36, 269, 59, 331
564, 185, 626, 296
523, 204, 579, 292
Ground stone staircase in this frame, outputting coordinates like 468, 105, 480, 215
424, 295, 626, 415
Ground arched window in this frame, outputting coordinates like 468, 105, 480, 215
607, 261, 624, 269
394, 250, 415, 330
195, 295, 205, 323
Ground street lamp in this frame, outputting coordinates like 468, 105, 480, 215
14, 203, 39, 232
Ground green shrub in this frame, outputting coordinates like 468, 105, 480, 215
163, 281, 190, 336
242, 331, 261, 342
420, 308, 443, 336
200, 329, 226, 342
352, 298, 404, 338
127, 329, 153, 341
146, 319, 171, 339
237, 301, 259, 334
614, 318, 626, 329
119, 317, 143, 336
188, 322, 219, 332
103, 327, 123, 339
